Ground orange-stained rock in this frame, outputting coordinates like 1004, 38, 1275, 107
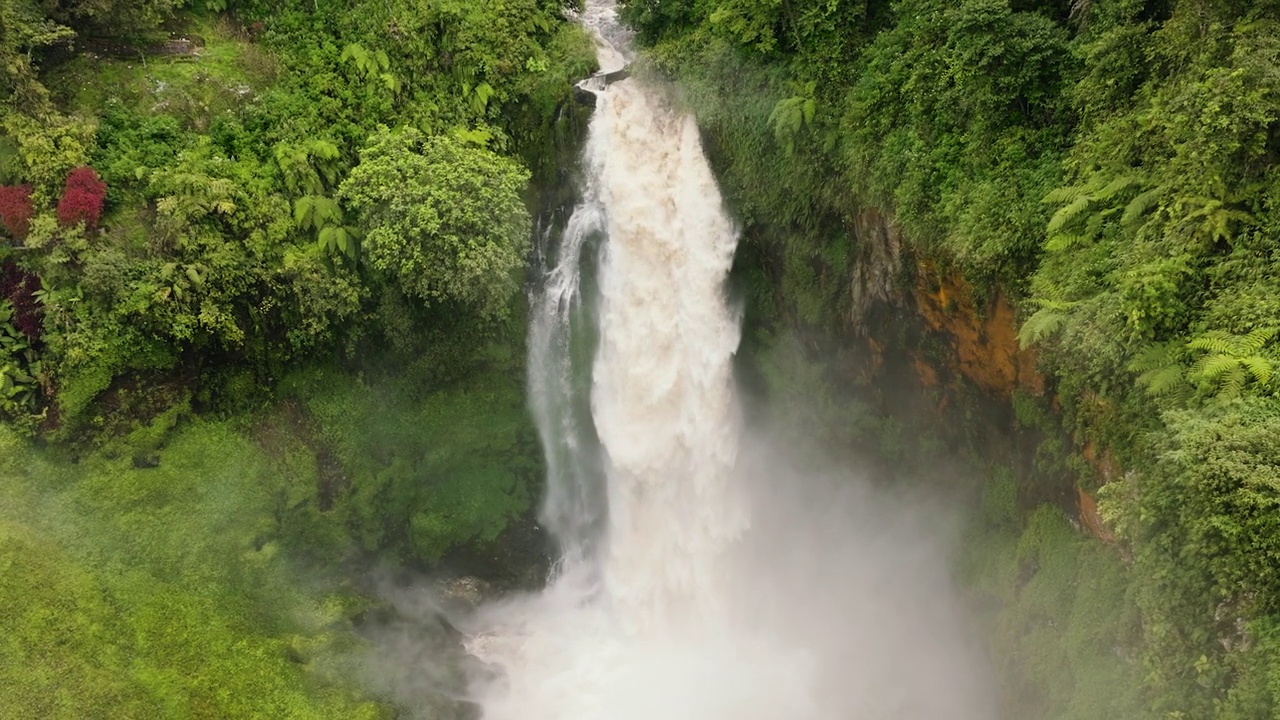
1081, 441, 1118, 485
1077, 487, 1116, 542
912, 260, 1043, 397
910, 356, 939, 389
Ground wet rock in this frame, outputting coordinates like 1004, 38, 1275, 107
573, 86, 597, 107
572, 66, 630, 107
438, 575, 494, 609
601, 67, 630, 84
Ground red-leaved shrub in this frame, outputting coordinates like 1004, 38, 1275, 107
0, 262, 41, 339
56, 166, 107, 230
0, 185, 33, 240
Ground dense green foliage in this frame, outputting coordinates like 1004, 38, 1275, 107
0, 0, 594, 435
625, 0, 1280, 715
0, 339, 542, 715
1, 0, 590, 713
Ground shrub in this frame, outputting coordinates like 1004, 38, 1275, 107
0, 185, 33, 240
56, 167, 107, 230
0, 263, 40, 339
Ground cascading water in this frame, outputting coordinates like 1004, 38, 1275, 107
467, 2, 1000, 717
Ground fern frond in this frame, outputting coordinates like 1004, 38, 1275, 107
1122, 188, 1163, 230
1047, 195, 1091, 235
308, 140, 340, 162
1018, 307, 1068, 348
1039, 298, 1078, 310
1128, 342, 1179, 373
1043, 184, 1085, 205
1139, 364, 1186, 397
1095, 175, 1139, 200
1240, 327, 1277, 354
1085, 210, 1105, 238
1193, 354, 1238, 381
1188, 330, 1237, 355
1131, 342, 1187, 397
1239, 356, 1274, 386
1044, 233, 1086, 252
1217, 364, 1247, 399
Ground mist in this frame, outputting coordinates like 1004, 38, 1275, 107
448, 400, 998, 718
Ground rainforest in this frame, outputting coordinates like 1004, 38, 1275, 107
2, 0, 1279, 717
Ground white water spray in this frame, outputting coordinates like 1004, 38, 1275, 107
469, 3, 999, 717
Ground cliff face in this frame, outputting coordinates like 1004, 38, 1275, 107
829, 210, 1111, 532
911, 266, 1042, 399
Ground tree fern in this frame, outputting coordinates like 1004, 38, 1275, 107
1042, 184, 1087, 205
1172, 197, 1252, 247
1046, 195, 1091, 235
276, 140, 345, 197
1187, 329, 1238, 355
768, 95, 816, 156
1018, 300, 1076, 348
1185, 327, 1276, 399
305, 139, 343, 188
1044, 175, 1148, 242
1083, 206, 1119, 238
1121, 187, 1163, 231
1129, 342, 1187, 398
1187, 327, 1276, 356
1239, 356, 1274, 387
1094, 175, 1140, 201
1044, 233, 1087, 252
1193, 353, 1242, 380
1239, 327, 1275, 353
1213, 364, 1248, 399
1143, 365, 1187, 397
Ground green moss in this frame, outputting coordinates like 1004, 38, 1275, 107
47, 16, 279, 129
285, 352, 541, 565
0, 424, 390, 718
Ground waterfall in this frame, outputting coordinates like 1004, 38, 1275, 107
526, 0, 745, 615
466, 2, 999, 717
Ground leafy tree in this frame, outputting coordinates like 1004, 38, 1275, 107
43, 0, 183, 38
0, 113, 96, 201
1186, 328, 1277, 401
340, 127, 531, 321
0, 0, 73, 108
1101, 399, 1280, 717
